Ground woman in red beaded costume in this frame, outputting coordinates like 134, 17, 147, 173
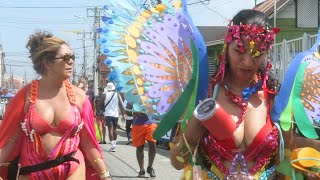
170, 9, 281, 179
0, 31, 111, 180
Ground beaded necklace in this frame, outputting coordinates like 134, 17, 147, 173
223, 85, 247, 129
223, 75, 262, 129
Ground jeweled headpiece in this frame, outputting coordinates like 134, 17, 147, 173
225, 23, 280, 58
213, 23, 280, 100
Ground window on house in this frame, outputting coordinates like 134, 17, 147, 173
297, 0, 318, 28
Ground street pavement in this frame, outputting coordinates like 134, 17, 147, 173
101, 122, 183, 180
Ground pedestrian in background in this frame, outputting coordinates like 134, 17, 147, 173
99, 82, 124, 152
77, 77, 88, 92
124, 100, 134, 145
95, 87, 106, 144
0, 31, 111, 179
131, 112, 157, 178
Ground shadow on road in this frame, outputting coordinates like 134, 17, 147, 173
111, 175, 155, 179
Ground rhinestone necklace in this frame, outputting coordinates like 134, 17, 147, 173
223, 85, 247, 129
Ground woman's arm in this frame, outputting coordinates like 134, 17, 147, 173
170, 116, 206, 170
281, 127, 320, 179
0, 130, 21, 164
80, 129, 111, 179
0, 85, 29, 166
293, 130, 320, 151
74, 86, 111, 179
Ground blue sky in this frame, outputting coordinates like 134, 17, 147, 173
0, 0, 264, 81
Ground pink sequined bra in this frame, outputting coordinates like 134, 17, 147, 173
30, 105, 75, 135
200, 114, 279, 176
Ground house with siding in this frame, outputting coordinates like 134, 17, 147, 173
197, 26, 226, 76
254, 0, 318, 42
255, 0, 319, 81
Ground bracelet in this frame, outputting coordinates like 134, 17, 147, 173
8, 138, 16, 143
100, 170, 111, 179
175, 133, 200, 164
175, 135, 192, 163
183, 133, 200, 164
92, 157, 102, 164
179, 138, 190, 157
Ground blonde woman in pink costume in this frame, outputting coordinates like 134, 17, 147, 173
0, 31, 111, 180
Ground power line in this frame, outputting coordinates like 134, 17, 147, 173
4, 46, 94, 55
0, 20, 84, 25
200, 0, 228, 20
0, 24, 66, 31
188, 0, 210, 6
3, 60, 32, 64
4, 64, 32, 67
0, 6, 96, 9
0, 17, 85, 22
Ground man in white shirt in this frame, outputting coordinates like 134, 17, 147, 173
98, 82, 124, 152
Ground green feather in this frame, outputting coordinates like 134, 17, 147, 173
279, 82, 295, 131
180, 56, 199, 132
293, 62, 319, 139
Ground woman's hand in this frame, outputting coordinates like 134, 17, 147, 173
169, 116, 205, 170
99, 171, 112, 180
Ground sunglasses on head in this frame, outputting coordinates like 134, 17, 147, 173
54, 54, 75, 62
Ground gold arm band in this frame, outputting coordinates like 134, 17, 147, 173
92, 157, 102, 164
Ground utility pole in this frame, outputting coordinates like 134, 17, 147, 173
77, 30, 92, 79
87, 7, 103, 96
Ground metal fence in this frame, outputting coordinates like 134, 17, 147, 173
270, 33, 318, 82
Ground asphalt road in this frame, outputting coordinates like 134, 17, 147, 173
101, 124, 183, 180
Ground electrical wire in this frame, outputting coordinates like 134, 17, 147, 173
4, 46, 95, 56
0, 17, 86, 23
0, 20, 84, 25
199, 0, 228, 20
0, 24, 66, 31
0, 6, 97, 9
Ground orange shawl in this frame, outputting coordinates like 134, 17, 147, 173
0, 85, 102, 179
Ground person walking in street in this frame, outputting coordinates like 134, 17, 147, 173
0, 31, 111, 179
132, 113, 157, 178
124, 100, 134, 145
95, 87, 106, 144
99, 82, 124, 152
